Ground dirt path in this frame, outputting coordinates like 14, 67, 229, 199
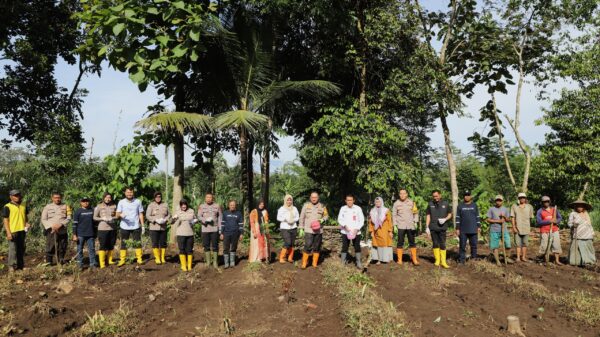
0, 254, 348, 337
366, 246, 600, 337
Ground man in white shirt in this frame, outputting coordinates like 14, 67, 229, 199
337, 194, 365, 268
116, 187, 145, 266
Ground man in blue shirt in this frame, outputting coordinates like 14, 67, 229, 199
72, 197, 96, 269
116, 187, 145, 266
455, 191, 480, 264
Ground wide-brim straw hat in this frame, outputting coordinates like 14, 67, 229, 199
569, 199, 592, 211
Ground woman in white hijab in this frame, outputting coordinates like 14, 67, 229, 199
368, 197, 394, 264
276, 194, 300, 263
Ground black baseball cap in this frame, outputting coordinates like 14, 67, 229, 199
80, 196, 91, 202
463, 190, 471, 196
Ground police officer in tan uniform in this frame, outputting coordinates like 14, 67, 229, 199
299, 192, 329, 269
41, 192, 71, 265
392, 189, 420, 265
146, 191, 170, 265
93, 192, 118, 268
197, 192, 222, 268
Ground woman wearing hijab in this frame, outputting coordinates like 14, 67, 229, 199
249, 200, 270, 263
277, 194, 300, 263
567, 199, 596, 266
368, 197, 394, 264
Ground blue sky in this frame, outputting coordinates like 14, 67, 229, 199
15, 0, 572, 173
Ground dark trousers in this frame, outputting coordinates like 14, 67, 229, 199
223, 233, 240, 254
341, 234, 361, 253
8, 230, 26, 269
397, 229, 416, 248
97, 230, 117, 250
177, 235, 194, 255
459, 232, 478, 262
202, 231, 219, 251
77, 236, 96, 267
281, 228, 297, 248
304, 233, 322, 253
45, 229, 68, 264
120, 228, 141, 249
431, 230, 447, 250
150, 230, 167, 248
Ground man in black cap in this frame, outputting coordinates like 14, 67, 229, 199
72, 197, 96, 269
455, 190, 480, 264
2, 190, 30, 271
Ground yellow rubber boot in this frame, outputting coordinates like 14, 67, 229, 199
118, 250, 127, 267
160, 248, 166, 264
397, 248, 403, 265
279, 248, 287, 263
135, 248, 143, 265
301, 252, 309, 269
108, 250, 115, 265
179, 254, 187, 271
153, 248, 161, 264
312, 253, 320, 268
287, 248, 295, 263
410, 248, 420, 266
440, 250, 450, 269
433, 248, 440, 267
187, 255, 193, 271
98, 250, 106, 269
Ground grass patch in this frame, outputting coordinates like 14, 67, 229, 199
322, 261, 412, 337
71, 301, 137, 337
473, 261, 600, 325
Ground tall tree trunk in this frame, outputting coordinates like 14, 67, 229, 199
492, 94, 518, 192
247, 139, 255, 213
261, 119, 272, 204
170, 135, 184, 244
164, 144, 169, 203
440, 112, 458, 222
171, 80, 186, 243
356, 0, 368, 114
209, 138, 216, 194
240, 127, 250, 220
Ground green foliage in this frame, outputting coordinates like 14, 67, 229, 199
93, 142, 160, 205
77, 0, 218, 91
301, 99, 415, 200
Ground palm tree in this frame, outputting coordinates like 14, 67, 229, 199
136, 111, 213, 242
214, 27, 340, 218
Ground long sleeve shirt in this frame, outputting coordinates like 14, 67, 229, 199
337, 205, 365, 235
146, 201, 170, 231
174, 208, 196, 237
567, 212, 594, 240
392, 199, 419, 230
277, 206, 300, 230
73, 207, 95, 237
299, 202, 328, 234
197, 202, 223, 233
93, 203, 117, 231
536, 207, 562, 233
41, 203, 70, 234
221, 210, 244, 235
455, 202, 480, 234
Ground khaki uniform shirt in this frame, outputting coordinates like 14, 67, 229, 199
511, 204, 534, 235
146, 201, 170, 231
93, 203, 117, 231
41, 203, 70, 234
197, 203, 222, 233
299, 202, 329, 234
175, 208, 196, 237
392, 199, 419, 230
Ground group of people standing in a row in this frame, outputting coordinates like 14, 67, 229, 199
2, 187, 596, 272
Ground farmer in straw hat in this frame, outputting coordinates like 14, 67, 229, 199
567, 199, 596, 266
